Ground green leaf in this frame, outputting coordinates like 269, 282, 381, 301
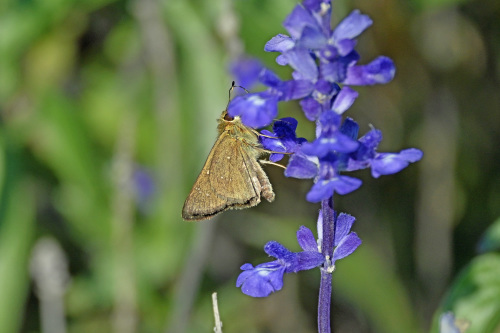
431, 253, 500, 333
477, 217, 500, 253
0, 136, 36, 333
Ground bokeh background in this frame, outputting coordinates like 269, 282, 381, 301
1, 0, 500, 332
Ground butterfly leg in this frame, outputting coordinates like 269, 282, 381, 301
251, 159, 275, 203
259, 159, 286, 169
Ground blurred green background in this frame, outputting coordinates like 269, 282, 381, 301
1, 0, 500, 332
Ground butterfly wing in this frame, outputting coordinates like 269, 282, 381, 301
208, 134, 261, 207
182, 134, 235, 221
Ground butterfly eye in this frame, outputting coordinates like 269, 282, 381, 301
224, 113, 234, 121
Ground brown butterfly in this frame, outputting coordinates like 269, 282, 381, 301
182, 84, 275, 221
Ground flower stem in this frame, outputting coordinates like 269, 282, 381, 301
318, 197, 335, 333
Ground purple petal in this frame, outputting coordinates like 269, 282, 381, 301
332, 232, 362, 263
306, 179, 337, 202
307, 174, 363, 202
265, 34, 295, 53
285, 153, 319, 179
276, 54, 289, 66
346, 159, 370, 172
283, 4, 319, 39
277, 79, 315, 101
334, 213, 355, 246
332, 86, 358, 114
371, 149, 422, 178
133, 168, 155, 202
260, 130, 287, 161
302, 133, 359, 157
340, 118, 359, 140
229, 57, 264, 90
399, 148, 424, 162
305, 0, 333, 34
272, 118, 301, 151
314, 79, 334, 95
228, 92, 278, 128
344, 56, 396, 86
236, 262, 286, 297
273, 117, 305, 145
320, 60, 347, 83
297, 226, 318, 252
300, 97, 323, 121
318, 110, 342, 134
332, 10, 373, 42
359, 128, 383, 151
319, 51, 359, 83
302, 0, 322, 12
298, 26, 327, 49
289, 251, 325, 272
283, 48, 318, 81
261, 118, 303, 162
332, 175, 362, 195
264, 241, 294, 260
274, 117, 298, 134
269, 153, 285, 163
259, 68, 282, 88
240, 263, 254, 270
319, 45, 338, 61
335, 39, 357, 57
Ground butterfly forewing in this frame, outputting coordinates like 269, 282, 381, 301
182, 135, 231, 221
208, 134, 259, 204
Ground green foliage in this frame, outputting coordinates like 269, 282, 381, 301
431, 253, 500, 333
477, 217, 500, 253
0, 139, 36, 333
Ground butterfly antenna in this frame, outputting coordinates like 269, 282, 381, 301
226, 81, 250, 109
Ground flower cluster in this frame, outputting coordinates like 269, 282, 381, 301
229, 2, 421, 204
279, 113, 423, 202
236, 226, 324, 297
237, 214, 361, 297
229, 6, 395, 128
228, 0, 422, 325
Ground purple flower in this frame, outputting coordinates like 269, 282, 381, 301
285, 112, 361, 201
237, 226, 325, 297
236, 262, 286, 298
229, 6, 396, 129
260, 117, 307, 162
331, 213, 362, 265
316, 212, 362, 264
285, 150, 319, 179
229, 57, 265, 90
306, 167, 363, 202
332, 86, 359, 114
343, 122, 423, 177
132, 167, 156, 213
228, 91, 279, 128
263, 4, 395, 126
300, 80, 340, 121
302, 110, 359, 157
370, 149, 423, 178
227, 69, 314, 128
284, 116, 422, 202
344, 56, 396, 85
265, 6, 395, 87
